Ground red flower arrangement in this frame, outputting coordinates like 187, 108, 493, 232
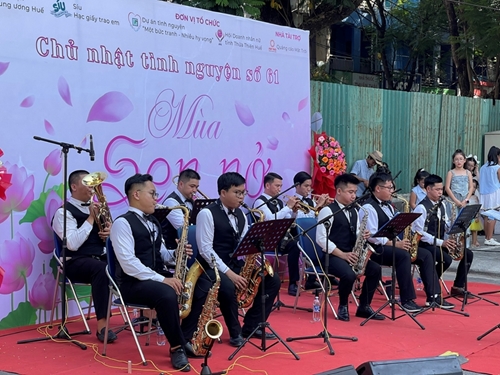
308, 132, 347, 197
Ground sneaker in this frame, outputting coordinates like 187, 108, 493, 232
425, 296, 455, 309
484, 238, 500, 246
401, 300, 423, 313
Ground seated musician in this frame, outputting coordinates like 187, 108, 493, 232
110, 173, 206, 372
412, 174, 474, 298
52, 170, 114, 343
360, 172, 453, 312
253, 172, 320, 296
196, 172, 281, 347
316, 174, 384, 321
161, 169, 200, 249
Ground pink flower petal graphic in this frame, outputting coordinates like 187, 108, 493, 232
282, 112, 294, 128
267, 136, 279, 150
20, 96, 35, 108
58, 76, 72, 106
87, 91, 134, 123
44, 120, 55, 135
298, 97, 309, 111
0, 62, 9, 76
235, 101, 255, 126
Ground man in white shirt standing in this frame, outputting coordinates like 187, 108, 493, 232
350, 150, 384, 197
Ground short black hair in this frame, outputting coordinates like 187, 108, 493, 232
264, 172, 282, 186
293, 171, 312, 185
124, 173, 153, 198
335, 173, 360, 189
368, 172, 393, 191
424, 174, 442, 189
179, 168, 200, 183
217, 172, 245, 194
68, 170, 89, 192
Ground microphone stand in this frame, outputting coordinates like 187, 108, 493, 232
18, 136, 93, 349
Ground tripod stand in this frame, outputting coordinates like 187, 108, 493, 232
360, 213, 425, 330
18, 136, 93, 349
228, 218, 299, 360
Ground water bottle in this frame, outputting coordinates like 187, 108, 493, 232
312, 293, 321, 322
156, 322, 166, 346
416, 277, 423, 291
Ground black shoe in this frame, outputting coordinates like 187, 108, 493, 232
288, 284, 299, 296
401, 300, 423, 313
229, 334, 244, 347
184, 342, 209, 358
242, 329, 277, 340
329, 277, 339, 286
305, 280, 322, 290
355, 305, 385, 320
96, 327, 117, 343
451, 286, 477, 299
170, 347, 191, 372
426, 296, 455, 309
337, 305, 349, 322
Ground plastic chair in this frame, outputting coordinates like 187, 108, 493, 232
49, 233, 93, 333
102, 238, 154, 366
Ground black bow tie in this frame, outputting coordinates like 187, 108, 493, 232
381, 201, 392, 207
185, 198, 194, 205
227, 209, 236, 217
81, 202, 91, 207
143, 214, 155, 223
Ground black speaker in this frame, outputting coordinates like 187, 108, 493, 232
356, 356, 462, 375
313, 365, 358, 375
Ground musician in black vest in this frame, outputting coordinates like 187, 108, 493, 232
52, 170, 115, 343
162, 169, 200, 249
316, 174, 384, 321
253, 172, 316, 296
412, 174, 474, 298
111, 174, 203, 372
196, 172, 281, 347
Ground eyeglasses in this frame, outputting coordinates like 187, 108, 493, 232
232, 189, 248, 197
378, 185, 395, 191
137, 190, 159, 199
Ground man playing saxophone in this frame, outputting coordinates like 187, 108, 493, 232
196, 172, 280, 347
316, 174, 384, 321
412, 174, 474, 298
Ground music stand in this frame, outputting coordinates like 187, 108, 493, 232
190, 199, 216, 225
444, 204, 498, 310
228, 218, 300, 360
359, 212, 425, 330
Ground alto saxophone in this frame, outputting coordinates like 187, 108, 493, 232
236, 203, 274, 309
396, 195, 422, 261
445, 198, 465, 261
351, 204, 375, 277
191, 255, 223, 356
82, 171, 113, 233
165, 204, 203, 319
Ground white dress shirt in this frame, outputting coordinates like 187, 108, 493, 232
196, 204, 248, 274
253, 193, 293, 221
52, 197, 105, 254
110, 207, 175, 283
163, 189, 194, 230
412, 201, 449, 247
293, 193, 317, 219
316, 202, 360, 254
359, 199, 395, 246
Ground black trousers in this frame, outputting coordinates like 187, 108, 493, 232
120, 279, 185, 348
412, 246, 441, 297
201, 266, 281, 338
65, 256, 109, 321
326, 255, 381, 306
371, 244, 416, 303
280, 240, 300, 285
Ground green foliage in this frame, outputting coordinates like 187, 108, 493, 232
19, 184, 64, 224
0, 302, 37, 329
173, 0, 264, 18
66, 285, 92, 305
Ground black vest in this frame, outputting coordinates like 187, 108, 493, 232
256, 195, 284, 214
197, 200, 246, 269
301, 196, 314, 207
161, 191, 188, 249
419, 197, 445, 240
116, 212, 164, 285
365, 197, 391, 229
55, 202, 103, 258
327, 201, 357, 252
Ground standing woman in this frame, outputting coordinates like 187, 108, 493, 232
479, 146, 500, 246
445, 149, 474, 208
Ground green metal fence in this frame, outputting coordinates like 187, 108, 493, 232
311, 81, 500, 192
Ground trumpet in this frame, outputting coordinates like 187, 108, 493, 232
311, 194, 334, 205
285, 195, 321, 217
172, 174, 210, 199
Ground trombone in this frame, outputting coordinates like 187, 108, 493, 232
172, 174, 210, 199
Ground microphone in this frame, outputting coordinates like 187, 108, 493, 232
392, 170, 402, 181
344, 192, 370, 210
89, 135, 95, 161
428, 196, 445, 215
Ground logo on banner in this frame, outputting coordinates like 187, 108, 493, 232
51, 0, 71, 18
128, 12, 141, 31
215, 29, 224, 45
269, 40, 276, 52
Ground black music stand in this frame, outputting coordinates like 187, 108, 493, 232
228, 218, 300, 360
360, 212, 425, 330
190, 199, 216, 225
444, 204, 498, 310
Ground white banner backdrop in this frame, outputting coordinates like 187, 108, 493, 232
0, 0, 310, 327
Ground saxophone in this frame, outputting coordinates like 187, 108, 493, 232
351, 204, 376, 277
82, 172, 112, 234
164, 204, 203, 319
190, 256, 223, 356
236, 203, 274, 309
445, 199, 465, 261
396, 195, 422, 261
